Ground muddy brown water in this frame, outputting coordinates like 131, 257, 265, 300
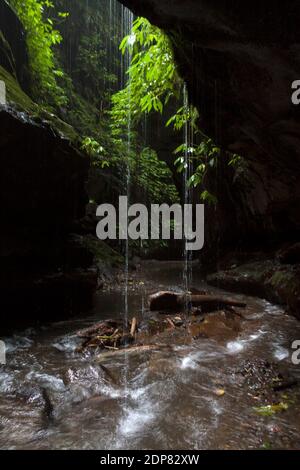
0, 261, 300, 450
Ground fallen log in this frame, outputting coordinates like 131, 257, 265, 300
187, 294, 246, 312
149, 291, 182, 311
149, 291, 246, 313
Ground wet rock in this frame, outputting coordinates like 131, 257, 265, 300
173, 316, 184, 327
41, 387, 54, 421
119, 333, 134, 347
0, 68, 104, 328
207, 260, 300, 318
0, 1, 30, 90
277, 243, 300, 265
236, 359, 298, 403
1, 269, 97, 332
188, 311, 241, 342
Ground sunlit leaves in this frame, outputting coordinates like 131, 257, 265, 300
8, 0, 67, 105
81, 137, 110, 169
253, 402, 289, 417
110, 16, 241, 207
111, 16, 179, 136
133, 148, 179, 204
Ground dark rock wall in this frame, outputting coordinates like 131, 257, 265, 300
0, 105, 92, 326
0, 2, 93, 325
120, 0, 300, 249
0, 0, 30, 90
0, 107, 88, 268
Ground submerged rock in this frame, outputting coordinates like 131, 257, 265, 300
236, 359, 298, 403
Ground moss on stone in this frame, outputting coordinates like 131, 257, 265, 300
268, 270, 300, 300
0, 31, 16, 76
81, 235, 124, 267
0, 65, 35, 112
0, 65, 78, 143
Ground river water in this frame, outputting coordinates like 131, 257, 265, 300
0, 261, 300, 450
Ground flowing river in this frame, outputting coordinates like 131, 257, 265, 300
1, 261, 300, 450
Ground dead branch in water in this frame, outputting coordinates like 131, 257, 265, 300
166, 318, 175, 329
95, 344, 172, 361
77, 320, 121, 339
149, 291, 246, 313
130, 317, 137, 337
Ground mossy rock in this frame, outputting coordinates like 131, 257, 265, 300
83, 236, 124, 267
0, 30, 16, 78
69, 234, 123, 268
0, 65, 78, 143
0, 65, 35, 112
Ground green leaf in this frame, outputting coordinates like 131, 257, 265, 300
253, 402, 289, 417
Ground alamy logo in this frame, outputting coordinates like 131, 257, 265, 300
0, 340, 6, 365
291, 340, 300, 365
96, 196, 205, 251
0, 80, 6, 105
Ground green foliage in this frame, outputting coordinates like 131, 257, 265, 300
8, 0, 67, 105
131, 147, 180, 205
109, 17, 180, 206
174, 135, 220, 204
253, 402, 289, 417
81, 137, 110, 169
228, 153, 243, 167
111, 16, 246, 207
76, 34, 118, 107
81, 133, 179, 206
166, 104, 194, 131
110, 16, 242, 206
110, 17, 180, 137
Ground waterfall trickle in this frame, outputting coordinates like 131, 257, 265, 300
183, 83, 193, 310
123, 8, 134, 331
121, 5, 134, 411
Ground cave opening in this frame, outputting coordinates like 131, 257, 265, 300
0, 0, 300, 452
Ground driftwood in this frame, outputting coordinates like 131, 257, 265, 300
95, 344, 171, 361
149, 291, 246, 313
77, 320, 121, 339
187, 294, 246, 311
130, 317, 137, 337
166, 317, 175, 329
76, 319, 135, 352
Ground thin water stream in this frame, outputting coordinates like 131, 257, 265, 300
1, 261, 300, 450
